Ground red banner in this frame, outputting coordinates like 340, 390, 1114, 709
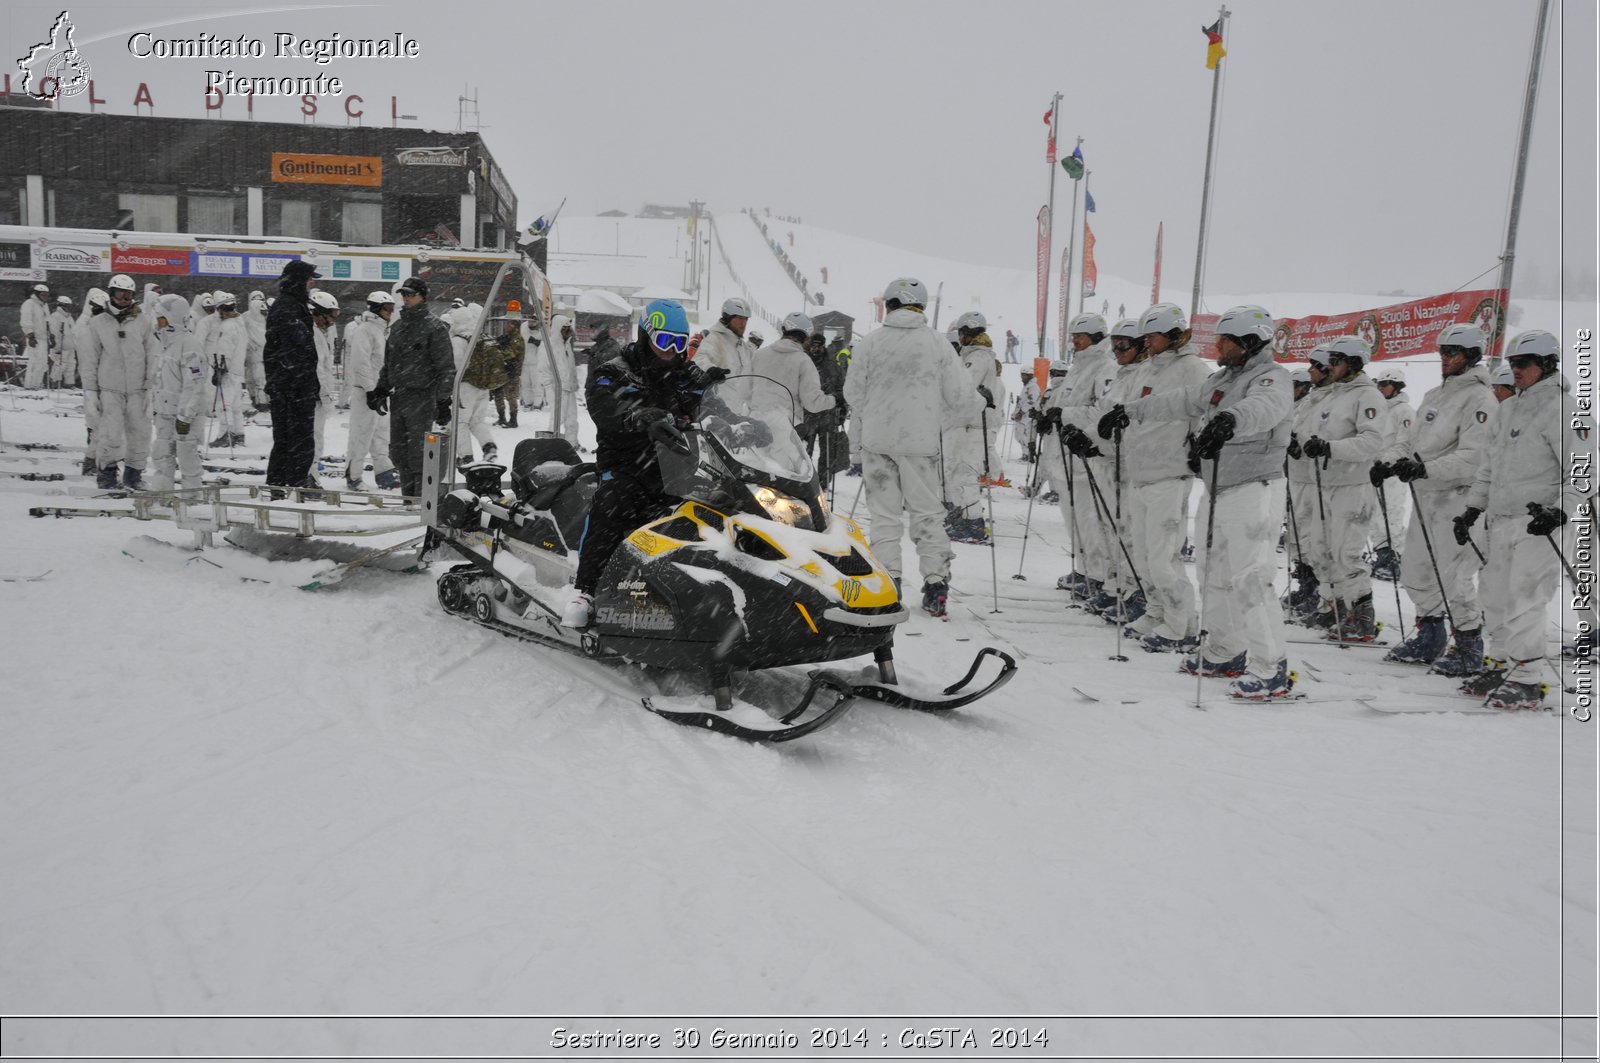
1044, 107, 1056, 163
1035, 205, 1050, 344
111, 245, 190, 275
1151, 222, 1163, 307
1081, 221, 1098, 299
1190, 288, 1509, 362
1058, 245, 1070, 356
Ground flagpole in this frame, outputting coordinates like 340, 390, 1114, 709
1191, 4, 1230, 320
1040, 91, 1062, 359
1492, 0, 1552, 359
1062, 137, 1083, 361
1076, 170, 1092, 319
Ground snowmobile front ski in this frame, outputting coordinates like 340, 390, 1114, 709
840, 646, 1017, 714
643, 672, 858, 743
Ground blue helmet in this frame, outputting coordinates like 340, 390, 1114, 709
642, 298, 689, 337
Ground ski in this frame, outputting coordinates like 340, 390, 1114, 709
841, 647, 1017, 714
0, 471, 64, 481
0, 570, 51, 583
644, 677, 857, 743
120, 535, 271, 583
1071, 686, 1100, 702
299, 533, 427, 590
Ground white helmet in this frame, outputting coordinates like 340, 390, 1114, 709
107, 274, 136, 293
198, 293, 215, 310
1068, 312, 1108, 337
450, 297, 465, 308
954, 310, 988, 332
1505, 329, 1560, 371
31, 283, 49, 294
1290, 365, 1313, 385
55, 295, 73, 306
1138, 302, 1187, 336
1372, 364, 1406, 386
721, 297, 752, 318
1110, 318, 1140, 340
366, 290, 395, 307
86, 288, 108, 309
156, 292, 191, 325
310, 290, 340, 312
1435, 323, 1486, 352
1323, 334, 1368, 364
1489, 362, 1516, 387
1214, 304, 1275, 342
782, 311, 814, 335
213, 291, 238, 309
882, 277, 929, 307
551, 314, 573, 331
250, 290, 264, 302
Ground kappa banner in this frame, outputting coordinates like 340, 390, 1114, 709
1035, 205, 1050, 341
111, 245, 190, 275
1191, 288, 1509, 362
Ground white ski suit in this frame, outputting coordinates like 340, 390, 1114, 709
1041, 343, 1117, 583
1376, 389, 1417, 551
210, 315, 249, 436
244, 297, 268, 406
80, 303, 160, 472
547, 318, 582, 445
1465, 371, 1584, 669
1286, 383, 1334, 571
442, 303, 482, 370
1093, 356, 1152, 601
312, 320, 339, 459
1131, 354, 1294, 680
73, 295, 106, 447
149, 296, 208, 492
1118, 342, 1213, 641
747, 336, 834, 429
943, 340, 1002, 520
1297, 372, 1386, 608
344, 311, 394, 484
844, 308, 983, 588
20, 293, 50, 389
696, 320, 756, 413
47, 306, 76, 387
1399, 364, 1496, 630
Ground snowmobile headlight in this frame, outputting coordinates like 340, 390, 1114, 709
754, 486, 811, 527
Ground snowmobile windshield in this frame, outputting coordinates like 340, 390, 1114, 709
696, 379, 816, 484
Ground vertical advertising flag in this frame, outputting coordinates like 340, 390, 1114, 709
1035, 205, 1051, 343
1081, 222, 1098, 299
1058, 245, 1071, 355
1044, 105, 1056, 164
1151, 222, 1164, 306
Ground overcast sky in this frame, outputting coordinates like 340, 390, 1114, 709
9, 0, 1594, 303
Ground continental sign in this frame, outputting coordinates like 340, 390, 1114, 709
270, 152, 382, 187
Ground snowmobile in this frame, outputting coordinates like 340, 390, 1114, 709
422, 379, 1015, 742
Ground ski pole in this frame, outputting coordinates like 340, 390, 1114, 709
1076, 449, 1145, 601
1283, 458, 1308, 611
1311, 453, 1349, 641
1538, 528, 1581, 587
1375, 484, 1406, 634
1405, 481, 1460, 637
1193, 447, 1223, 710
1058, 431, 1081, 589
848, 471, 865, 520
980, 408, 1000, 614
1012, 425, 1045, 579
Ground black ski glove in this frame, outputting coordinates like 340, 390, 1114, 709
1039, 407, 1063, 433
1287, 433, 1302, 460
730, 419, 772, 448
1193, 411, 1236, 460
1392, 456, 1427, 482
1526, 502, 1566, 537
1453, 506, 1482, 545
1061, 424, 1101, 459
641, 410, 689, 454
1097, 403, 1130, 441
366, 388, 390, 416
1369, 461, 1392, 487
977, 385, 996, 409
435, 398, 452, 425
1301, 435, 1330, 460
698, 365, 731, 385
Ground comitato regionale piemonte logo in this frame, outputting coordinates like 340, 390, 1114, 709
16, 10, 92, 100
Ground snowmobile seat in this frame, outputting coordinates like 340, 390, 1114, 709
510, 438, 595, 548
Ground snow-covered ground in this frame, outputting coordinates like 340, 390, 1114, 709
1, 214, 1594, 1058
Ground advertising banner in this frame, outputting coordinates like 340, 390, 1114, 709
1035, 205, 1050, 344
323, 255, 409, 283
31, 239, 111, 272
192, 251, 306, 278
1081, 222, 1097, 299
1057, 245, 1070, 357
111, 245, 191, 275
271, 152, 383, 187
1191, 288, 1509, 362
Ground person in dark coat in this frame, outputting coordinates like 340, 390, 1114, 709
262, 260, 322, 488
367, 276, 454, 497
559, 299, 723, 628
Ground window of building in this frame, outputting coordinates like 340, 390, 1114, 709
269, 199, 319, 240
341, 200, 382, 244
188, 195, 239, 235
117, 193, 178, 232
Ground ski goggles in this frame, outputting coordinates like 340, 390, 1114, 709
1506, 354, 1543, 370
1111, 340, 1141, 353
648, 329, 690, 355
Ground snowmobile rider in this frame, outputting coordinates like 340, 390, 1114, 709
561, 299, 729, 629
367, 276, 455, 498
262, 260, 324, 491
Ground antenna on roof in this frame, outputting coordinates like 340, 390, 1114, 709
456, 86, 488, 133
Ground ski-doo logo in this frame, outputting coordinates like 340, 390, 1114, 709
595, 605, 674, 631
840, 578, 863, 605
615, 578, 648, 594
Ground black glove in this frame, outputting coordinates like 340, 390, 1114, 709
836, 400, 848, 423
1392, 456, 1427, 483
641, 410, 689, 453
1369, 461, 1392, 487
699, 365, 731, 385
1301, 435, 1330, 460
1027, 408, 1043, 426
1061, 424, 1101, 459
977, 385, 996, 409
435, 398, 452, 425
1287, 433, 1302, 460
1096, 404, 1129, 441
1526, 502, 1566, 537
731, 419, 772, 448
366, 388, 390, 416
1453, 506, 1482, 545
1193, 411, 1236, 460
1039, 407, 1063, 433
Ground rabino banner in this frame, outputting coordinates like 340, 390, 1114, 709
1192, 288, 1509, 362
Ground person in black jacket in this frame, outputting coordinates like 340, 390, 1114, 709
262, 260, 322, 489
366, 276, 454, 497
560, 299, 722, 628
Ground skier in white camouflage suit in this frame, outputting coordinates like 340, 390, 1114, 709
309, 290, 341, 461
1455, 330, 1582, 710
1367, 362, 1416, 581
80, 275, 160, 490
1283, 360, 1328, 620
844, 277, 983, 617
1113, 304, 1296, 698
1293, 334, 1387, 642
1088, 304, 1213, 649
47, 296, 76, 389
207, 293, 249, 449
942, 311, 1001, 543
343, 291, 398, 491
73, 290, 108, 475
1040, 314, 1117, 600
148, 293, 207, 493
20, 283, 51, 389
1074, 317, 1151, 622
1382, 323, 1497, 671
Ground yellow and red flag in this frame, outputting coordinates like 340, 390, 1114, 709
1203, 19, 1227, 69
